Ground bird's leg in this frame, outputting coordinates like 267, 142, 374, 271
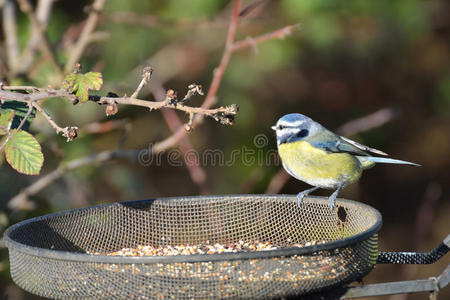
296, 187, 319, 208
328, 182, 346, 210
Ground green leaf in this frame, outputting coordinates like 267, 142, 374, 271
5, 130, 44, 175
0, 109, 15, 135
63, 71, 103, 103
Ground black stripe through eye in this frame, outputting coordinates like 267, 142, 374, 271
296, 129, 309, 138
281, 129, 310, 144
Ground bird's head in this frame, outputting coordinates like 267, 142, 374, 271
271, 113, 319, 146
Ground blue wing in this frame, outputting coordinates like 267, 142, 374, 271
306, 130, 388, 157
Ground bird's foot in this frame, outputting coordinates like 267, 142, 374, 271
327, 191, 338, 210
296, 187, 319, 208
328, 183, 345, 210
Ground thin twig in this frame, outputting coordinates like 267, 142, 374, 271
82, 119, 128, 135
16, 0, 63, 77
239, 0, 265, 17
64, 0, 106, 74
202, 0, 241, 110
8, 149, 138, 210
231, 24, 300, 52
31, 102, 66, 134
16, 103, 34, 131
104, 11, 231, 29
0, 88, 238, 132
0, 85, 44, 92
31, 102, 78, 141
130, 67, 153, 98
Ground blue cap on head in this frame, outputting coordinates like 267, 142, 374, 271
272, 113, 312, 130
279, 113, 309, 124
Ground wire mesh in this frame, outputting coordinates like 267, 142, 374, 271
4, 195, 381, 299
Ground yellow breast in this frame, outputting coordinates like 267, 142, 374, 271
278, 141, 363, 188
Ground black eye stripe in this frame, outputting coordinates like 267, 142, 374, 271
278, 128, 309, 145
296, 129, 309, 138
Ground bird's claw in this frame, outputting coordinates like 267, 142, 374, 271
296, 192, 307, 208
327, 190, 339, 210
296, 187, 319, 208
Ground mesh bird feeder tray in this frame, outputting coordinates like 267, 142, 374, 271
4, 195, 381, 299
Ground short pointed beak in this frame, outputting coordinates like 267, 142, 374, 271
271, 125, 277, 131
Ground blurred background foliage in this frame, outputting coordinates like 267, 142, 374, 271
0, 0, 449, 299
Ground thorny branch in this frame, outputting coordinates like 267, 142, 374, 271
0, 72, 239, 141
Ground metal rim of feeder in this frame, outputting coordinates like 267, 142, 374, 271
3, 194, 382, 264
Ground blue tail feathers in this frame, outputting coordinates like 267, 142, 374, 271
362, 156, 420, 166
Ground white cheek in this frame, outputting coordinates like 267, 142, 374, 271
278, 128, 298, 137
277, 128, 301, 145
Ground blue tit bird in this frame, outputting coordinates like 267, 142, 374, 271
271, 113, 419, 209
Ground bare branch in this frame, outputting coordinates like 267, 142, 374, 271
0, 86, 238, 139
32, 102, 78, 141
0, 85, 44, 92
64, 0, 107, 74
231, 24, 300, 52
151, 128, 188, 153
239, 0, 265, 17
202, 0, 241, 110
130, 67, 153, 98
8, 149, 138, 210
104, 11, 230, 30
81, 119, 128, 135
113, 92, 236, 121
0, 88, 75, 102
